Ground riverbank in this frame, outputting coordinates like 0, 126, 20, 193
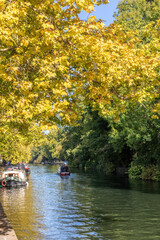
0, 202, 18, 240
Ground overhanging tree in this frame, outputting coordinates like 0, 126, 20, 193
0, 0, 109, 162
0, 0, 159, 163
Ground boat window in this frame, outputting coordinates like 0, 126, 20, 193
8, 174, 13, 177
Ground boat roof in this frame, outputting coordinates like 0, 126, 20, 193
2, 169, 25, 174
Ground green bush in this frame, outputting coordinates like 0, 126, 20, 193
141, 165, 155, 180
129, 164, 160, 181
128, 164, 143, 179
142, 165, 160, 181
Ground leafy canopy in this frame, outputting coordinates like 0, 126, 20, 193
0, 0, 108, 132
0, 0, 160, 163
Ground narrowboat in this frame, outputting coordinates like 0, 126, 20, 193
57, 163, 70, 176
0, 166, 28, 187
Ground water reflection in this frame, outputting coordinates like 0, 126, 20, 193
1, 165, 160, 239
0, 184, 44, 239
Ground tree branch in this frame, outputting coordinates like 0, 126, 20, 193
110, 87, 132, 100
0, 46, 17, 52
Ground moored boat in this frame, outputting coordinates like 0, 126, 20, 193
0, 165, 28, 188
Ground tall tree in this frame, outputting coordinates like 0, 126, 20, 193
0, 0, 109, 162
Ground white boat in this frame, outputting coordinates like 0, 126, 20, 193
0, 167, 28, 187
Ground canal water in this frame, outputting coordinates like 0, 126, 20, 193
1, 165, 160, 240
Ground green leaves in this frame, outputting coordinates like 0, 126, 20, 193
114, 0, 160, 31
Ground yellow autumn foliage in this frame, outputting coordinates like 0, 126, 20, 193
0, 0, 159, 162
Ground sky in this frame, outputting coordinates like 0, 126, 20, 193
80, 0, 120, 26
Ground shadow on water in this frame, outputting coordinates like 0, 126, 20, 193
73, 167, 160, 195
0, 203, 13, 236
